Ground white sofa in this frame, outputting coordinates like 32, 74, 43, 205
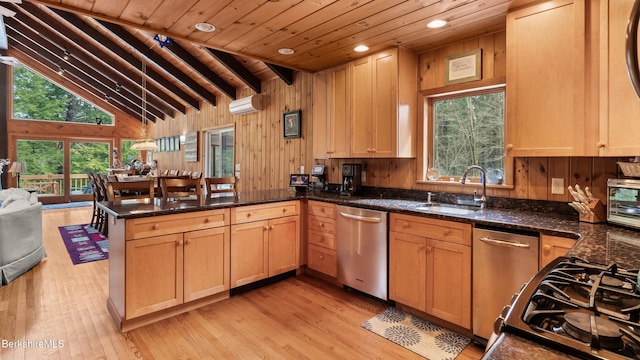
0, 188, 46, 286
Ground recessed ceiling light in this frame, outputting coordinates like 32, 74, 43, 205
278, 48, 295, 55
427, 19, 447, 29
195, 22, 216, 32
354, 45, 369, 52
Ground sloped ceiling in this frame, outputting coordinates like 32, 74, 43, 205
1, 0, 538, 122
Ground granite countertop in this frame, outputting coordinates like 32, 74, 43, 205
98, 187, 640, 359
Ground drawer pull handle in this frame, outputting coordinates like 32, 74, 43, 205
152, 224, 159, 230
282, 208, 287, 213
320, 255, 324, 259
320, 223, 325, 228
247, 212, 253, 217
402, 222, 410, 228
205, 217, 211, 223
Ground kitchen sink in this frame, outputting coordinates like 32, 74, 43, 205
414, 203, 481, 215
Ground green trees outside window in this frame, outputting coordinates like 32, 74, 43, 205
432, 90, 505, 178
12, 67, 113, 125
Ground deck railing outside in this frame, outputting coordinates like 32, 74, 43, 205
20, 174, 91, 195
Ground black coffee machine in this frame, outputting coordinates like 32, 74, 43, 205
341, 163, 362, 196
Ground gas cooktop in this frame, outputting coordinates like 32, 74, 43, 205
498, 257, 640, 359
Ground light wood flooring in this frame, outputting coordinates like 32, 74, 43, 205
0, 206, 484, 359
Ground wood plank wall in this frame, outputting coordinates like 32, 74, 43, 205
150, 72, 314, 192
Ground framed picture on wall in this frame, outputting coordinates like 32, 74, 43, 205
444, 48, 482, 85
283, 110, 301, 138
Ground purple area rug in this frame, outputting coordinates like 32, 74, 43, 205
58, 224, 108, 265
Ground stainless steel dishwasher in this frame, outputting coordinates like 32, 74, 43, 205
336, 205, 388, 300
472, 227, 539, 344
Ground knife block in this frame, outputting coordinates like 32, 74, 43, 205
579, 199, 606, 223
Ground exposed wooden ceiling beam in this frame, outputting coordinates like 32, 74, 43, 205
14, 2, 187, 115
97, 21, 217, 106
162, 40, 236, 100
24, 0, 307, 72
42, 5, 202, 111
8, 35, 155, 122
206, 48, 261, 94
265, 63, 294, 86
6, 14, 175, 119
7, 26, 163, 121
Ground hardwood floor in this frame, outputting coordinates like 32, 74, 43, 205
0, 206, 484, 359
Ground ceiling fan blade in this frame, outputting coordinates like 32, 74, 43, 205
0, 5, 16, 17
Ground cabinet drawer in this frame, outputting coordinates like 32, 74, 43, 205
308, 201, 336, 219
389, 213, 471, 246
308, 229, 336, 250
308, 215, 336, 234
231, 201, 299, 224
126, 209, 229, 240
308, 244, 337, 277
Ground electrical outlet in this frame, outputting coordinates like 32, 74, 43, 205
551, 178, 565, 195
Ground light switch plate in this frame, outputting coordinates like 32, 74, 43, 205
551, 178, 565, 195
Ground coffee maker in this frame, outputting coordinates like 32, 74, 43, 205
341, 163, 362, 196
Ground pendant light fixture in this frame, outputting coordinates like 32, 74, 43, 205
131, 59, 158, 151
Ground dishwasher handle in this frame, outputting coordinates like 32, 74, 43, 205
339, 211, 383, 223
478, 237, 531, 249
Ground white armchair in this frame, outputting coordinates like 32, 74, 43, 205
0, 189, 46, 286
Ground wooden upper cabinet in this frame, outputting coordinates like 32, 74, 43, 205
352, 47, 417, 158
313, 47, 417, 159
506, 0, 593, 157
599, 0, 640, 156
312, 64, 351, 159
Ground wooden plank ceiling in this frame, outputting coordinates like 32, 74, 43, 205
0, 0, 538, 123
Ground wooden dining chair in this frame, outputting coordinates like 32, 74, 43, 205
160, 177, 202, 199
106, 179, 155, 201
205, 177, 236, 195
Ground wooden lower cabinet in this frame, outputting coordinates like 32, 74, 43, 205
540, 234, 575, 269
389, 231, 426, 310
230, 202, 300, 288
125, 227, 230, 319
306, 201, 337, 277
389, 213, 472, 329
425, 239, 471, 328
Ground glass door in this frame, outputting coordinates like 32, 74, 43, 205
16, 138, 112, 203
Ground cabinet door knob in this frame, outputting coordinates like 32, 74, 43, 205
270, 225, 274, 230
320, 223, 325, 228
367, 148, 371, 152
320, 208, 325, 213
264, 226, 269, 231
505, 144, 513, 151
371, 148, 376, 152
419, 244, 425, 250
282, 208, 287, 213
177, 240, 183, 246
185, 239, 192, 245
205, 217, 211, 223
247, 212, 253, 217
543, 244, 552, 253
443, 230, 451, 236
320, 255, 324, 259
152, 224, 159, 230
426, 246, 433, 252
597, 142, 606, 148
402, 222, 410, 228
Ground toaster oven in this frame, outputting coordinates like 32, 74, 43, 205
607, 178, 640, 229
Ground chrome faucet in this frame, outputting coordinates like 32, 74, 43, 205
460, 165, 487, 209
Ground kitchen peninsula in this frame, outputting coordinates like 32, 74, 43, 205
99, 188, 640, 360
100, 190, 303, 332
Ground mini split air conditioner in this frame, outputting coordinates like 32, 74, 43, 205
229, 94, 263, 115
